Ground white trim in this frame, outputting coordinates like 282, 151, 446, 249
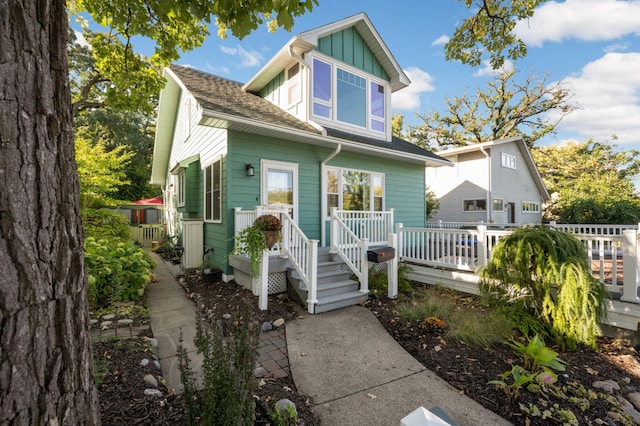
501, 152, 516, 169
522, 201, 541, 213
261, 160, 299, 221
203, 157, 223, 224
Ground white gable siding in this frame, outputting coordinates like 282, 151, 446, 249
490, 144, 542, 225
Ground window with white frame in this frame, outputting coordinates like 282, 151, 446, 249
501, 152, 516, 169
287, 63, 301, 105
522, 201, 540, 213
492, 198, 504, 212
204, 159, 222, 222
326, 167, 384, 216
176, 171, 185, 207
312, 56, 386, 134
463, 199, 486, 211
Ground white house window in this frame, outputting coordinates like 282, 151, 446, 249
492, 198, 504, 212
326, 167, 384, 216
204, 159, 222, 222
287, 63, 301, 105
522, 201, 540, 213
312, 55, 387, 134
176, 172, 185, 207
463, 199, 486, 211
501, 152, 516, 169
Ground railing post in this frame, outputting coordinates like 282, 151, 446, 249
396, 223, 403, 259
281, 215, 290, 258
234, 207, 242, 235
360, 238, 369, 294
477, 224, 487, 267
330, 207, 338, 253
258, 249, 269, 311
307, 240, 319, 314
621, 229, 640, 303
388, 233, 398, 299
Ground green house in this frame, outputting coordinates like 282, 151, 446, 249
151, 13, 450, 313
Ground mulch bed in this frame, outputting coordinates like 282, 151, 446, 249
97, 274, 640, 425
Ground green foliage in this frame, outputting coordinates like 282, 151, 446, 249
532, 140, 640, 223
83, 208, 131, 240
481, 226, 606, 349
232, 225, 267, 277
408, 70, 573, 149
488, 365, 536, 401
506, 335, 566, 373
426, 187, 440, 220
178, 313, 259, 426
400, 285, 512, 347
368, 262, 413, 297
498, 305, 551, 341
68, 0, 317, 113
75, 135, 134, 208
269, 403, 298, 426
446, 0, 545, 69
84, 237, 153, 307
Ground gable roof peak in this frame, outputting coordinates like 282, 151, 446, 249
244, 13, 409, 93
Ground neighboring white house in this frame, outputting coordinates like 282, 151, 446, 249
426, 136, 550, 225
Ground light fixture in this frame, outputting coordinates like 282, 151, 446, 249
245, 163, 255, 177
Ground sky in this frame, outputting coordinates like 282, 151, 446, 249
78, 0, 640, 150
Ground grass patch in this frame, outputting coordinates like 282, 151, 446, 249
399, 284, 513, 348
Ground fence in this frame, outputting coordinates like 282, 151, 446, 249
130, 224, 165, 248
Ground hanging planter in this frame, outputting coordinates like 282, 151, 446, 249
232, 214, 282, 276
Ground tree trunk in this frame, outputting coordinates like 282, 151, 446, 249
0, 0, 99, 424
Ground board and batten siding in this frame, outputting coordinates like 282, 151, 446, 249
317, 27, 389, 81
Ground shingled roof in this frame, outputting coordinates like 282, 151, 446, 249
168, 65, 448, 165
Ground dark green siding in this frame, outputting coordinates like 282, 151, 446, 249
317, 27, 389, 81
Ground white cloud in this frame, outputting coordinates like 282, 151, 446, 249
515, 0, 640, 47
220, 45, 264, 68
432, 35, 450, 46
74, 30, 89, 48
206, 63, 230, 75
473, 60, 515, 77
550, 52, 640, 144
392, 67, 435, 111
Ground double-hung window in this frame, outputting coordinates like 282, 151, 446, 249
204, 159, 222, 222
312, 56, 386, 134
326, 167, 384, 216
176, 172, 185, 207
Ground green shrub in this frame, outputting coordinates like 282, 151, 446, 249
480, 226, 606, 349
82, 208, 130, 240
179, 313, 259, 426
84, 237, 153, 307
368, 262, 413, 297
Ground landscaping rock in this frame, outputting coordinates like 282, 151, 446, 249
144, 337, 158, 347
117, 319, 134, 326
275, 398, 297, 417
223, 313, 232, 320
144, 388, 163, 397
261, 321, 273, 332
140, 358, 149, 367
628, 392, 640, 410
154, 360, 161, 369
618, 396, 640, 424
593, 380, 621, 393
100, 321, 113, 330
102, 314, 116, 320
273, 318, 285, 328
90, 319, 98, 327
143, 374, 158, 388
254, 366, 267, 378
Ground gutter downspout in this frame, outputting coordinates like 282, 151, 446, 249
320, 144, 342, 247
480, 146, 492, 223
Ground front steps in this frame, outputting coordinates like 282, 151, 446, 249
288, 248, 368, 314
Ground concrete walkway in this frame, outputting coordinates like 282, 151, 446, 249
286, 306, 512, 426
147, 257, 510, 424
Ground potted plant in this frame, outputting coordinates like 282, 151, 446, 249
201, 264, 222, 283
232, 215, 282, 277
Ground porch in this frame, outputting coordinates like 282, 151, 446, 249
232, 208, 640, 334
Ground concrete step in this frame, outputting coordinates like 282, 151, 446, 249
314, 291, 368, 314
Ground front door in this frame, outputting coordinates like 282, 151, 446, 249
261, 160, 298, 220
507, 202, 516, 224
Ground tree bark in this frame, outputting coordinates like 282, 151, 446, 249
0, 0, 100, 424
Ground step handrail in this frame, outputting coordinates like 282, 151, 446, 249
330, 207, 369, 294
279, 211, 319, 314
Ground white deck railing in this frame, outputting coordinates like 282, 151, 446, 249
335, 209, 393, 246
130, 224, 165, 247
398, 222, 640, 304
330, 208, 369, 293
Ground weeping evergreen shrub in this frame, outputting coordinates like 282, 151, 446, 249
480, 226, 606, 349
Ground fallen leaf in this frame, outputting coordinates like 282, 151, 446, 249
434, 345, 442, 352
300, 352, 306, 357
283, 386, 292, 392
367, 393, 377, 399
586, 366, 599, 375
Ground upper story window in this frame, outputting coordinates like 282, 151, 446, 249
312, 56, 386, 135
501, 152, 516, 169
